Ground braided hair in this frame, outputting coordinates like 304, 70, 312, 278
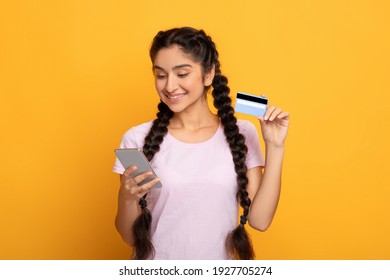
132, 27, 254, 260
132, 102, 173, 260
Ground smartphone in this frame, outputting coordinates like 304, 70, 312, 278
114, 148, 162, 188
235, 92, 268, 117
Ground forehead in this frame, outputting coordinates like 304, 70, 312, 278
153, 45, 199, 69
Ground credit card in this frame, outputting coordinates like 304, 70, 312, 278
235, 92, 268, 117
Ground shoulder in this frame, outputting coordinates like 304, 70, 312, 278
236, 119, 261, 146
120, 120, 154, 148
125, 120, 154, 136
237, 119, 257, 135
236, 119, 265, 167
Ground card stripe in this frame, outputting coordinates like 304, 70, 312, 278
237, 99, 267, 108
237, 92, 268, 104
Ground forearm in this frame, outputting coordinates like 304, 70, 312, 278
248, 144, 285, 231
115, 187, 142, 246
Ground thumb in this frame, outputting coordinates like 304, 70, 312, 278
258, 116, 266, 125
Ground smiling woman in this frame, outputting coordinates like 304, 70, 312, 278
112, 27, 289, 260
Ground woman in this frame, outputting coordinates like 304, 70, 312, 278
113, 27, 289, 260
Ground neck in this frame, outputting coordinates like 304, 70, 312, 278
169, 99, 219, 131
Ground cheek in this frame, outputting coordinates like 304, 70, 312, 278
155, 79, 164, 92
183, 76, 204, 90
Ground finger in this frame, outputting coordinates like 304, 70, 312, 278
257, 115, 266, 124
119, 181, 146, 198
121, 166, 138, 188
129, 187, 151, 201
133, 171, 153, 185
277, 111, 290, 120
122, 166, 137, 178
257, 116, 269, 129
269, 108, 282, 121
277, 112, 290, 127
264, 105, 276, 121
138, 177, 160, 193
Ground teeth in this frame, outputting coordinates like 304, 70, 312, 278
167, 94, 185, 99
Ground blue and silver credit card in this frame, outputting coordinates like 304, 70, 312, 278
235, 92, 268, 117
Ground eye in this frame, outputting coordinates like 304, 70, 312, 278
177, 73, 189, 78
155, 74, 167, 80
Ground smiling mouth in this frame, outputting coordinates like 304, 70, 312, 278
164, 93, 187, 100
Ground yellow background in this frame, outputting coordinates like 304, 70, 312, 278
1, 0, 389, 259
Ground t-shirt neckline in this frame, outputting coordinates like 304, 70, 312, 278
166, 122, 222, 145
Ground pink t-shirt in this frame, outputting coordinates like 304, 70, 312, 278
113, 119, 265, 259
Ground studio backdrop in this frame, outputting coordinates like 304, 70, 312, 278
1, 0, 389, 259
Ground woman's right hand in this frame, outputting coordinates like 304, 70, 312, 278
119, 166, 160, 202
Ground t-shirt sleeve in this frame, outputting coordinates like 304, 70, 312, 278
241, 121, 265, 169
112, 128, 139, 174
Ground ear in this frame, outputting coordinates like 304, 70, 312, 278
203, 65, 215, 87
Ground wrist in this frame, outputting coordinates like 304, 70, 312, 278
264, 143, 285, 168
265, 142, 285, 150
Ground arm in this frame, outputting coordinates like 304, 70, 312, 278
247, 145, 284, 231
247, 104, 290, 231
115, 167, 160, 246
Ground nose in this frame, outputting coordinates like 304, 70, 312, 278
165, 74, 178, 93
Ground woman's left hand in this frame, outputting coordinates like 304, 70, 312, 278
258, 97, 290, 148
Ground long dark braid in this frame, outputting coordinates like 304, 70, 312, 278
205, 38, 253, 259
194, 29, 254, 259
212, 65, 254, 260
133, 27, 254, 259
132, 102, 173, 259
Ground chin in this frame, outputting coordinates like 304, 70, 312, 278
160, 98, 188, 113
164, 104, 186, 113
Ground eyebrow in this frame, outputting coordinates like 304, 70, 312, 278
153, 64, 193, 71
